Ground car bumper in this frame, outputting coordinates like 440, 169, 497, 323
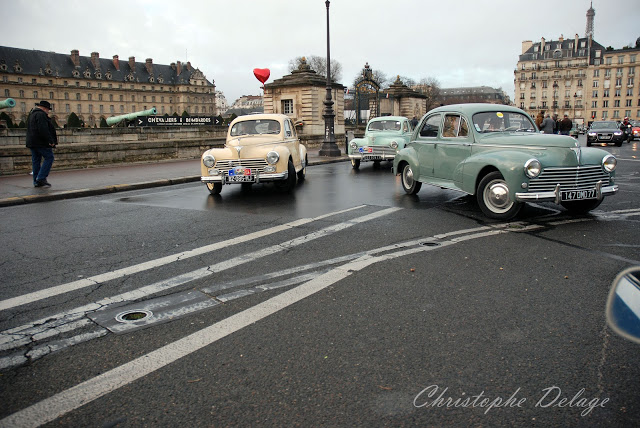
516, 182, 618, 203
201, 171, 288, 184
587, 135, 624, 143
349, 153, 396, 161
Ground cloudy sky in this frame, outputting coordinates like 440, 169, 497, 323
5, 0, 640, 104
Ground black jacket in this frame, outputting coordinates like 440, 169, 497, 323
26, 108, 57, 148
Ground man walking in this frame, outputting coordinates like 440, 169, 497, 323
558, 114, 573, 136
539, 114, 555, 134
26, 100, 57, 187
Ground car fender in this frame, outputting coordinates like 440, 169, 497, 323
392, 145, 419, 175
298, 143, 308, 171
461, 150, 533, 197
347, 137, 369, 155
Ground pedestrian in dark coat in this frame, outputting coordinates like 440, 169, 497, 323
558, 114, 573, 135
26, 100, 57, 187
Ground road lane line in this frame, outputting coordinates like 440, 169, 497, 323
0, 207, 399, 346
0, 205, 367, 312
0, 224, 516, 427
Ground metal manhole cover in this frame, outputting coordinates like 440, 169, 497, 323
115, 309, 153, 323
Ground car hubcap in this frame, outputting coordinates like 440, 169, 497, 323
403, 165, 414, 188
484, 180, 512, 212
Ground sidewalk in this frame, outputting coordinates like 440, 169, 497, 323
0, 149, 348, 207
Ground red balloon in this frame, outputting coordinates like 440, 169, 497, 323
253, 68, 270, 84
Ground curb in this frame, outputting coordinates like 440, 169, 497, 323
0, 158, 348, 208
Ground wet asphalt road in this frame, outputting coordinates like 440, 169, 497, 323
1, 137, 639, 427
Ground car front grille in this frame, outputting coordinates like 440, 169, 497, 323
595, 132, 613, 140
369, 147, 396, 156
528, 165, 610, 192
214, 158, 269, 174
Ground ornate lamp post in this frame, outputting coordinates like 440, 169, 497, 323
319, 0, 341, 156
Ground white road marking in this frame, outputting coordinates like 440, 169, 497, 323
0, 205, 367, 312
0, 207, 400, 351
0, 226, 511, 428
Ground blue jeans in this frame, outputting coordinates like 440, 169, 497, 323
30, 147, 54, 183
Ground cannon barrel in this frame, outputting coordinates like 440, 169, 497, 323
0, 98, 16, 110
106, 107, 157, 126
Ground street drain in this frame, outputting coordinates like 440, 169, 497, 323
418, 241, 440, 247
115, 309, 153, 323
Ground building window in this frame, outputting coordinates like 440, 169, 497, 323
625, 110, 631, 117
110, 105, 114, 113
120, 106, 124, 113
131, 95, 135, 102
614, 100, 620, 107
615, 89, 621, 97
618, 56, 625, 65
65, 104, 70, 113
626, 99, 633, 107
32, 91, 38, 99
613, 111, 620, 119
3, 89, 8, 97
19, 90, 24, 98
88, 94, 92, 101
49, 92, 53, 99
64, 92, 69, 100
591, 101, 598, 108
606, 57, 612, 65
592, 81, 599, 88
64, 81, 68, 87
109, 94, 113, 101
282, 99, 294, 114
119, 95, 123, 102
628, 89, 634, 96
76, 93, 80, 100
603, 100, 609, 108
89, 105, 93, 113
631, 55, 637, 63
592, 90, 598, 98
604, 89, 610, 97
86, 82, 91, 88
99, 105, 104, 113
605, 69, 611, 77
99, 94, 103, 101
77, 104, 81, 113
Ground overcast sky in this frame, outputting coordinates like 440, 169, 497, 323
5, 0, 640, 104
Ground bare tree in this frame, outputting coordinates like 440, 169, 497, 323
415, 77, 442, 110
288, 55, 342, 82
351, 68, 389, 89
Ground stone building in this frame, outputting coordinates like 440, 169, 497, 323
439, 86, 510, 105
514, 4, 639, 124
0, 46, 215, 127
379, 76, 428, 119
263, 57, 345, 145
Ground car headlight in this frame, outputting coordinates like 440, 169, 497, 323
524, 158, 541, 178
588, 132, 596, 136
614, 131, 622, 136
203, 155, 215, 168
390, 141, 398, 149
349, 141, 357, 150
266, 151, 280, 165
602, 154, 617, 173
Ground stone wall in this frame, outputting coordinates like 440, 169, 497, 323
0, 126, 342, 175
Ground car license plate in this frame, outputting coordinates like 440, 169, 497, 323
599, 135, 611, 140
226, 174, 255, 183
364, 155, 383, 161
561, 189, 597, 201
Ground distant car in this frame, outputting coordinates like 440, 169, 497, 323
587, 121, 625, 147
631, 121, 639, 141
393, 104, 618, 220
347, 116, 413, 169
569, 123, 579, 139
200, 114, 307, 194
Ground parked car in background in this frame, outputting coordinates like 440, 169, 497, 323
348, 116, 413, 170
200, 114, 307, 194
587, 121, 625, 147
393, 104, 618, 220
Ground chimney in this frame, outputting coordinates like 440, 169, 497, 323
541, 37, 545, 53
145, 58, 153, 75
522, 40, 533, 54
70, 49, 80, 67
128, 56, 135, 72
90, 52, 100, 69
112, 55, 120, 71
170, 62, 176, 70
575, 33, 579, 53
176, 61, 182, 76
186, 61, 192, 71
559, 34, 564, 43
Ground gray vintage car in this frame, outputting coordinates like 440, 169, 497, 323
393, 104, 618, 220
348, 116, 413, 169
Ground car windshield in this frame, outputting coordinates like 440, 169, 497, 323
472, 111, 536, 133
590, 122, 617, 129
230, 119, 281, 137
368, 120, 402, 132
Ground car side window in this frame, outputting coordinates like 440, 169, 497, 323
443, 114, 470, 138
419, 114, 441, 137
403, 121, 409, 133
284, 119, 292, 137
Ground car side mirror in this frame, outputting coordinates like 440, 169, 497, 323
606, 267, 640, 344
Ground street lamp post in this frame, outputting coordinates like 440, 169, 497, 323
318, 0, 341, 157
573, 92, 577, 121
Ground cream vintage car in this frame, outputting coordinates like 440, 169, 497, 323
200, 114, 307, 194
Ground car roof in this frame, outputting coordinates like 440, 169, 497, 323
426, 103, 527, 116
230, 113, 289, 125
369, 116, 407, 122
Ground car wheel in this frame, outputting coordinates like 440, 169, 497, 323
401, 163, 422, 195
206, 182, 222, 195
373, 160, 381, 169
274, 159, 296, 192
476, 172, 522, 220
297, 155, 307, 181
586, 140, 592, 147
561, 199, 603, 214
351, 158, 360, 170
615, 140, 623, 147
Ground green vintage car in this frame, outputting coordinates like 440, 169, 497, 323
393, 104, 618, 220
348, 116, 413, 169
